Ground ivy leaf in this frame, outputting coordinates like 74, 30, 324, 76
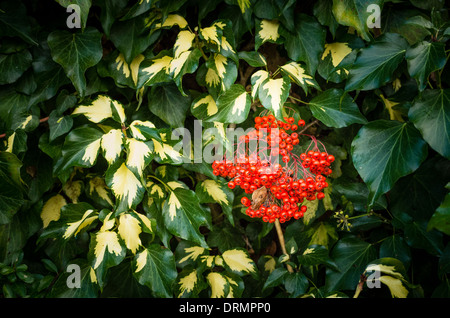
345, 33, 409, 91
325, 236, 376, 292
308, 88, 367, 128
258, 75, 291, 120
54, 126, 104, 177
280, 61, 319, 94
72, 95, 126, 124
0, 49, 32, 85
88, 230, 126, 288
205, 84, 251, 124
238, 51, 267, 67
196, 179, 235, 225
0, 152, 25, 224
147, 84, 191, 128
406, 41, 447, 91
408, 89, 450, 159
47, 27, 103, 97
220, 248, 257, 277
255, 19, 282, 50
283, 13, 326, 76
105, 160, 146, 213
332, 0, 383, 41
175, 268, 205, 298
427, 183, 450, 236
162, 188, 210, 248
134, 244, 177, 297
48, 110, 73, 142
351, 120, 428, 208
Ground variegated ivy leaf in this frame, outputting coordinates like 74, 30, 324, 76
255, 19, 282, 50
364, 258, 410, 298
155, 14, 189, 29
63, 209, 98, 240
176, 268, 203, 298
72, 95, 126, 124
250, 69, 270, 100
54, 126, 104, 177
162, 188, 209, 248
105, 160, 146, 213
146, 180, 166, 201
134, 244, 178, 297
128, 120, 157, 141
98, 51, 145, 89
280, 61, 319, 94
62, 179, 83, 203
204, 84, 251, 124
174, 30, 196, 58
201, 53, 238, 97
118, 212, 142, 254
40, 194, 67, 228
86, 176, 114, 208
221, 248, 257, 277
206, 272, 230, 298
169, 48, 202, 96
196, 179, 235, 225
258, 75, 291, 120
236, 0, 251, 13
88, 230, 126, 287
191, 94, 218, 119
151, 132, 185, 164
101, 129, 124, 165
321, 43, 353, 75
176, 243, 208, 267
238, 51, 267, 67
125, 138, 154, 175
138, 51, 173, 88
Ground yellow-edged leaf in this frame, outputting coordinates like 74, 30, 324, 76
152, 138, 183, 162
166, 190, 181, 221
41, 194, 67, 228
63, 209, 98, 239
205, 67, 221, 87
93, 231, 123, 269
169, 50, 191, 78
118, 213, 142, 254
222, 249, 256, 274
115, 53, 145, 86
251, 70, 269, 99
237, 0, 251, 13
81, 138, 102, 166
200, 25, 221, 46
380, 94, 404, 122
147, 180, 165, 199
101, 129, 123, 164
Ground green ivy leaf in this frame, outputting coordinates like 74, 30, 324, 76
0, 49, 32, 85
351, 120, 428, 207
406, 41, 447, 91
0, 152, 25, 224
283, 13, 326, 75
409, 89, 450, 159
147, 84, 191, 128
47, 27, 103, 97
325, 236, 376, 292
308, 88, 367, 128
134, 244, 178, 297
345, 33, 409, 91
427, 183, 450, 236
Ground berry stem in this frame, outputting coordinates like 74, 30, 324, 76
274, 219, 294, 273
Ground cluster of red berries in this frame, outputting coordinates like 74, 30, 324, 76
212, 114, 334, 224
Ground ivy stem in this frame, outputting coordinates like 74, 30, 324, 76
147, 174, 171, 191
289, 95, 309, 105
274, 219, 294, 273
